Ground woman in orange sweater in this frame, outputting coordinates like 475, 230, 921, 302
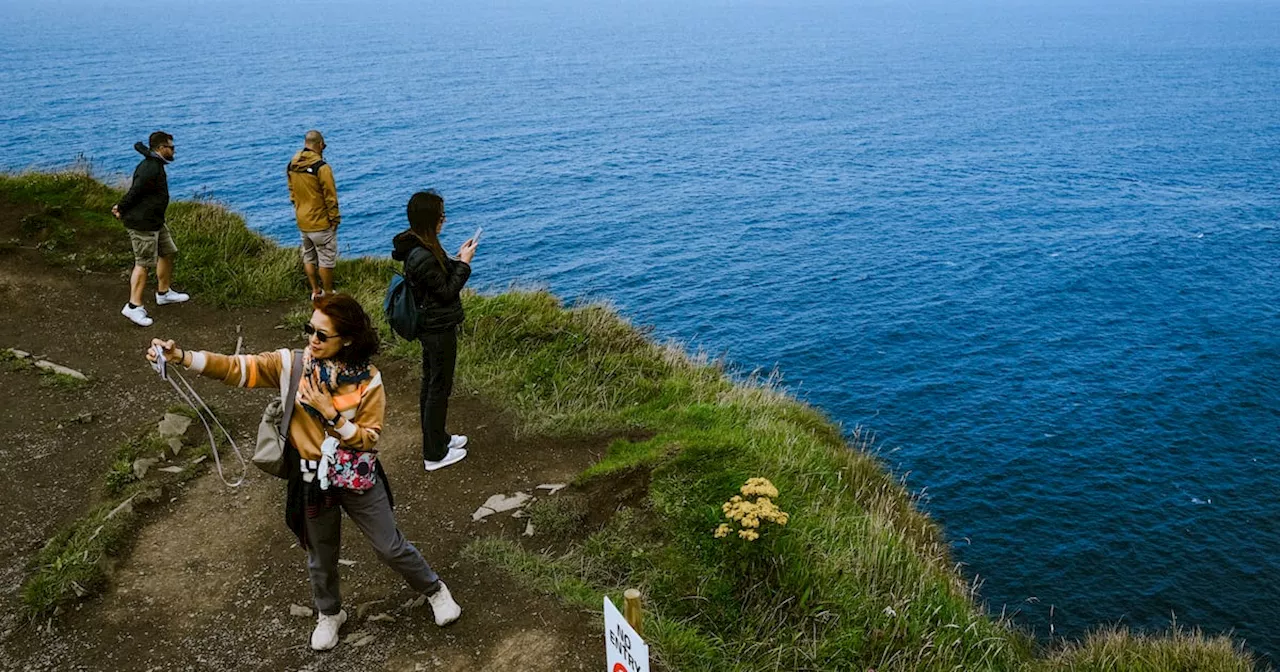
146, 294, 460, 651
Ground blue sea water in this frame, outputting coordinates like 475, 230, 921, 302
2, 0, 1278, 660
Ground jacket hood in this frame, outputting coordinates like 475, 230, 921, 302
391, 230, 423, 261
289, 147, 325, 171
134, 142, 170, 164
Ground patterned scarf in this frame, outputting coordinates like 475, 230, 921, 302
298, 349, 374, 424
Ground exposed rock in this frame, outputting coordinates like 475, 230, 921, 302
472, 492, 532, 521
34, 360, 88, 380
355, 599, 385, 619
524, 521, 535, 537
133, 458, 159, 480
158, 413, 192, 439
367, 612, 395, 623
536, 483, 568, 494
157, 466, 185, 474
289, 604, 313, 618
337, 559, 357, 567
105, 495, 137, 521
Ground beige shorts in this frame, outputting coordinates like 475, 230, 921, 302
127, 226, 177, 268
300, 227, 338, 268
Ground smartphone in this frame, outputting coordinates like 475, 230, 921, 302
472, 226, 483, 244
151, 344, 167, 380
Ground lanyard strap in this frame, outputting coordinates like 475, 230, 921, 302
162, 367, 247, 488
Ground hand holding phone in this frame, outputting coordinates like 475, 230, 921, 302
472, 226, 483, 245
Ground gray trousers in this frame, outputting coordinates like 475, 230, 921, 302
304, 480, 439, 615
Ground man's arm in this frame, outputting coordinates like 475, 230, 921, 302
116, 161, 156, 214
319, 163, 340, 228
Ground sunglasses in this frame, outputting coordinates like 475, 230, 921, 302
304, 323, 335, 343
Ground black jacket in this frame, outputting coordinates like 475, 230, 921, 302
391, 231, 471, 333
116, 142, 170, 231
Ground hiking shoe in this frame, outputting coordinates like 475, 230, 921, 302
424, 447, 467, 472
310, 609, 347, 651
447, 434, 468, 450
121, 303, 153, 327
155, 289, 190, 305
427, 582, 461, 626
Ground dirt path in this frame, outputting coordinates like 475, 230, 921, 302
0, 202, 607, 670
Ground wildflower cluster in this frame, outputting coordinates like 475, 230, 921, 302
714, 477, 790, 542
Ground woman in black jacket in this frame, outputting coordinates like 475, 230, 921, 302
391, 191, 478, 471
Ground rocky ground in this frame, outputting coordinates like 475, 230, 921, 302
0, 197, 611, 671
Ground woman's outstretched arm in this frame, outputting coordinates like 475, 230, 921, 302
148, 338, 286, 390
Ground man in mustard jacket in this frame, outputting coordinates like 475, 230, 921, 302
287, 130, 341, 299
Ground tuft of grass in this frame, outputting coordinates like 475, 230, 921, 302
527, 495, 590, 539
1033, 626, 1262, 672
38, 370, 89, 390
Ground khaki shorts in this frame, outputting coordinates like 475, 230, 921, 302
127, 226, 177, 268
300, 227, 338, 268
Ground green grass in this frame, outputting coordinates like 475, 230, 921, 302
2, 169, 1264, 671
38, 370, 89, 390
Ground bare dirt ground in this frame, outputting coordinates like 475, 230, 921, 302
0, 200, 610, 671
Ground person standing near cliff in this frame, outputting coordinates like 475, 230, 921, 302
391, 191, 478, 471
145, 294, 463, 651
112, 131, 190, 327
287, 130, 341, 300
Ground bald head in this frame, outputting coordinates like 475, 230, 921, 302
304, 130, 326, 153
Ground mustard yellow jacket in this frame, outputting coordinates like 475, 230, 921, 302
286, 148, 340, 232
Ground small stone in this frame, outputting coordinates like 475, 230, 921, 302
536, 483, 568, 494
33, 360, 88, 380
191, 455, 207, 465
105, 495, 137, 520
523, 521, 535, 537
337, 559, 356, 566
157, 413, 192, 439
133, 458, 159, 480
289, 604, 313, 618
342, 630, 371, 644
367, 612, 395, 623
402, 595, 427, 609
157, 466, 184, 474
355, 599, 385, 619
167, 437, 184, 457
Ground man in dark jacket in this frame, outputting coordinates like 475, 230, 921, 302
112, 131, 189, 327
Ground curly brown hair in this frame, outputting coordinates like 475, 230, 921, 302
313, 293, 380, 365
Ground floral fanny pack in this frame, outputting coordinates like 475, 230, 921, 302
326, 447, 378, 491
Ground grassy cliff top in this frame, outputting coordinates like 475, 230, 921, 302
0, 169, 1264, 672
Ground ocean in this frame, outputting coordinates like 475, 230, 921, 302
2, 0, 1278, 659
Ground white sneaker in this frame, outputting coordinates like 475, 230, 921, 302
423, 447, 467, 472
427, 582, 461, 626
310, 608, 347, 651
121, 303, 153, 327
447, 434, 468, 450
155, 289, 190, 305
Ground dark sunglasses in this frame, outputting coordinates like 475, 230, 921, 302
304, 323, 335, 343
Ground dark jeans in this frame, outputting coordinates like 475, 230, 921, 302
419, 328, 457, 462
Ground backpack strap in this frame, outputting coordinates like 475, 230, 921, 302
279, 349, 306, 436
287, 160, 327, 176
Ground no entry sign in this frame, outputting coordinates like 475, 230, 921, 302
604, 596, 649, 672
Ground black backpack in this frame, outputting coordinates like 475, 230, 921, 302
384, 248, 426, 340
